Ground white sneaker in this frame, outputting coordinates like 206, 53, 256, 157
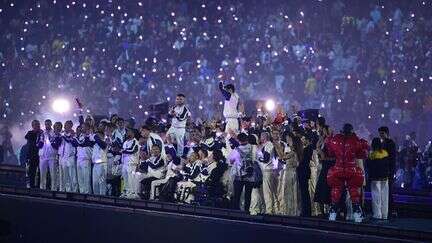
329, 212, 337, 221
120, 192, 128, 198
128, 192, 140, 199
353, 212, 363, 223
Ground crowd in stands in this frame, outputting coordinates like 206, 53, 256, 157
1, 0, 432, 141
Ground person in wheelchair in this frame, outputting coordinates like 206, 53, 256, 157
135, 144, 166, 199
194, 149, 228, 207
175, 151, 202, 203
150, 152, 182, 200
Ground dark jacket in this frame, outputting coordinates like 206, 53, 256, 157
24, 130, 41, 160
366, 149, 390, 181
382, 138, 396, 174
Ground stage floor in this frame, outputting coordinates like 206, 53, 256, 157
367, 217, 432, 233
1, 164, 432, 242
1, 186, 431, 243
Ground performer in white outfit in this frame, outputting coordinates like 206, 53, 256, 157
219, 81, 241, 133
167, 94, 191, 157
257, 131, 281, 214
72, 123, 93, 194
38, 120, 62, 191
90, 125, 109, 195
277, 133, 300, 216
120, 128, 140, 198
150, 153, 181, 200
58, 120, 78, 192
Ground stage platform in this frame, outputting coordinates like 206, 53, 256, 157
1, 185, 431, 243
1, 164, 432, 242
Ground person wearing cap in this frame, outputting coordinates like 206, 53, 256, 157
219, 81, 241, 133
167, 93, 191, 158
326, 123, 368, 222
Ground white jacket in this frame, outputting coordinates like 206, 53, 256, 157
38, 130, 59, 160
58, 132, 76, 161
75, 134, 93, 162
91, 134, 108, 164
223, 93, 240, 119
170, 105, 190, 128
146, 155, 166, 179
121, 138, 139, 166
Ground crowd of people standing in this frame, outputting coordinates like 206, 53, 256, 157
21, 81, 402, 223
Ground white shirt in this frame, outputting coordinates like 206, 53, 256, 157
121, 138, 139, 166
170, 105, 190, 128
90, 134, 108, 164
75, 134, 93, 161
58, 132, 76, 160
38, 130, 57, 159
223, 92, 240, 119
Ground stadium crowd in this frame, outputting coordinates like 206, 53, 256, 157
1, 0, 432, 139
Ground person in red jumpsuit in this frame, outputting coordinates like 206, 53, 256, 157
326, 123, 369, 222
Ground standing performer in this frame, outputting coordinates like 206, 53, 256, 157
378, 126, 397, 218
24, 120, 42, 188
58, 120, 78, 192
167, 93, 191, 157
72, 122, 94, 194
38, 120, 62, 190
90, 124, 108, 195
120, 128, 140, 198
326, 124, 368, 222
219, 80, 241, 133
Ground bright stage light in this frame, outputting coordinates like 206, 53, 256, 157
265, 99, 276, 111
52, 98, 71, 114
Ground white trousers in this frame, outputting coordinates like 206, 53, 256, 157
262, 170, 279, 214
371, 180, 389, 219
249, 187, 265, 215
92, 163, 107, 195
277, 169, 300, 216
77, 159, 91, 194
221, 166, 235, 199
225, 118, 239, 133
59, 157, 78, 192
130, 171, 148, 196
150, 177, 170, 200
122, 163, 139, 196
167, 127, 186, 157
39, 158, 58, 191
